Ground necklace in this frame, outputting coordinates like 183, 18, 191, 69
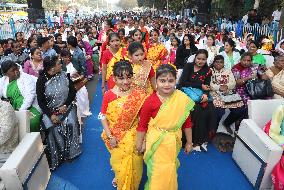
156, 92, 169, 102
113, 86, 131, 98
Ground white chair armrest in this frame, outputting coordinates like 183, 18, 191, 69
248, 99, 284, 128
0, 133, 43, 189
15, 111, 30, 141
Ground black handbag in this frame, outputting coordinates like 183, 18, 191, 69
245, 79, 274, 99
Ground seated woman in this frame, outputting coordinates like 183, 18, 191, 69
61, 49, 92, 117
218, 38, 241, 70
0, 60, 41, 132
177, 49, 217, 152
23, 47, 43, 77
210, 55, 246, 134
0, 99, 18, 167
232, 52, 259, 106
270, 56, 284, 99
36, 56, 81, 170
264, 55, 284, 80
275, 39, 284, 56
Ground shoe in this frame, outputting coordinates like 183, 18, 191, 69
225, 126, 233, 134
112, 178, 117, 188
81, 111, 92, 117
192, 146, 201, 152
200, 143, 208, 152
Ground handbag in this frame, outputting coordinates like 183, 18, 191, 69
73, 76, 88, 91
217, 91, 242, 104
245, 79, 274, 99
182, 87, 203, 102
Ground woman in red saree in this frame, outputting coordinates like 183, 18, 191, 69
128, 42, 155, 94
147, 29, 168, 71
100, 61, 147, 189
121, 29, 148, 59
101, 33, 127, 93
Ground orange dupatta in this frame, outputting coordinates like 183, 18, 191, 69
102, 88, 148, 149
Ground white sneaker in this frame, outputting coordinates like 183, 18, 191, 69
201, 143, 208, 152
193, 146, 201, 152
81, 111, 92, 117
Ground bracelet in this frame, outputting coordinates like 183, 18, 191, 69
108, 134, 114, 139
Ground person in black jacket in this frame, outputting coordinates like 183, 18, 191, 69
174, 34, 198, 70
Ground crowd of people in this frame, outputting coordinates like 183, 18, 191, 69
0, 10, 283, 190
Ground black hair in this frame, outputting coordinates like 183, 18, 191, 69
42, 56, 59, 73
241, 52, 252, 60
199, 49, 209, 57
156, 64, 177, 79
108, 33, 120, 45
48, 35, 54, 40
113, 60, 133, 77
207, 35, 216, 46
193, 49, 209, 63
150, 28, 160, 36
38, 37, 49, 47
226, 38, 236, 48
54, 33, 62, 40
30, 47, 40, 56
60, 49, 71, 57
118, 28, 125, 36
213, 55, 224, 63
1, 60, 18, 74
11, 41, 20, 48
182, 34, 195, 48
131, 29, 142, 37
67, 36, 78, 47
172, 36, 181, 46
15, 32, 21, 39
105, 19, 114, 28
27, 37, 37, 48
128, 42, 144, 55
248, 40, 259, 49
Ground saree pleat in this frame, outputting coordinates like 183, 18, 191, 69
102, 88, 147, 190
41, 73, 81, 170
144, 90, 194, 190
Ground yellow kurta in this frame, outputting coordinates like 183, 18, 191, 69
132, 60, 153, 95
144, 90, 195, 190
147, 43, 168, 71
101, 88, 148, 190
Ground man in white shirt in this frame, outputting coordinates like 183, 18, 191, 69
272, 6, 282, 22
125, 17, 135, 36
176, 27, 184, 42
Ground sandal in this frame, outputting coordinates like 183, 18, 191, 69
112, 178, 117, 188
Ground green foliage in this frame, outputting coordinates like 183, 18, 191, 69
117, 0, 138, 9
2, 0, 27, 3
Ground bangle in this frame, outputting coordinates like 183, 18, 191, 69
108, 134, 114, 139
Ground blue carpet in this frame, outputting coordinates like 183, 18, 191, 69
47, 77, 253, 190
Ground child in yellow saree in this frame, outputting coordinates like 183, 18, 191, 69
136, 64, 195, 190
100, 60, 148, 190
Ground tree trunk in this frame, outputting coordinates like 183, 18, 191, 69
254, 0, 260, 9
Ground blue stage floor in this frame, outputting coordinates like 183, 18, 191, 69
47, 78, 253, 190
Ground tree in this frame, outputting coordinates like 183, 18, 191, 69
117, 0, 138, 10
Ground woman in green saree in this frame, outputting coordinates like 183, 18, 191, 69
0, 60, 41, 132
